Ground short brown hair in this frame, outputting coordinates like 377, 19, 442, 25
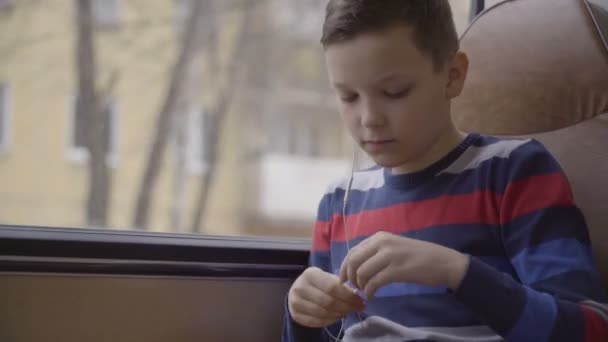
321, 0, 459, 70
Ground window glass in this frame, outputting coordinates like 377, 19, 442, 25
92, 0, 121, 28
0, 83, 7, 150
0, 0, 472, 237
69, 94, 118, 165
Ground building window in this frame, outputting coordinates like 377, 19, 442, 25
174, 0, 198, 37
93, 0, 121, 28
0, 0, 15, 13
0, 84, 10, 152
275, 0, 324, 40
269, 118, 295, 155
68, 94, 119, 165
186, 109, 213, 174
269, 117, 325, 157
175, 0, 191, 25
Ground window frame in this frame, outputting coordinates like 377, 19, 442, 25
470, 0, 486, 20
0, 225, 309, 278
586, 0, 608, 52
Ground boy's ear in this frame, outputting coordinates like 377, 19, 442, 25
445, 51, 469, 99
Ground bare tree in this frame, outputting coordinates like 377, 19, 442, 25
170, 112, 189, 231
190, 1, 255, 233
5, 0, 265, 232
75, 0, 113, 227
132, 0, 209, 229
169, 58, 204, 232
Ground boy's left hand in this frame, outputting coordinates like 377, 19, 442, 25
339, 232, 469, 299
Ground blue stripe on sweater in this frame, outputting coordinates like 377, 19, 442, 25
511, 238, 598, 285
506, 287, 558, 342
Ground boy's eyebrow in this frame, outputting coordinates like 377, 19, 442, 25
331, 73, 414, 90
374, 72, 413, 84
332, 82, 352, 91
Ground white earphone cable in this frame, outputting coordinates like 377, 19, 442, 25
324, 144, 357, 342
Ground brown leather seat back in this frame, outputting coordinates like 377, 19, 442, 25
452, 0, 608, 286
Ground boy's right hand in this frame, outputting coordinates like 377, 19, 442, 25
288, 266, 366, 328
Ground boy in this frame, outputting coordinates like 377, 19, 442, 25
282, 0, 608, 341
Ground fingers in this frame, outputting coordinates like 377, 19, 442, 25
355, 251, 390, 292
290, 293, 343, 320
289, 267, 366, 328
363, 267, 393, 299
300, 283, 364, 314
327, 282, 365, 308
340, 238, 379, 289
311, 269, 364, 307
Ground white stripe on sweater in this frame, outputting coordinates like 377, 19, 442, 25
440, 139, 530, 175
343, 316, 502, 342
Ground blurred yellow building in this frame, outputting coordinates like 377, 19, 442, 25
0, 0, 472, 237
0, 0, 251, 235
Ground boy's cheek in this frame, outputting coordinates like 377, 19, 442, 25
344, 122, 362, 140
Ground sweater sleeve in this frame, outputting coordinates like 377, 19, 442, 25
282, 190, 343, 342
454, 140, 608, 342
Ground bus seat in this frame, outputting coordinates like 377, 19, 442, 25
453, 0, 608, 287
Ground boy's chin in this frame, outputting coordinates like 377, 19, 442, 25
367, 154, 410, 169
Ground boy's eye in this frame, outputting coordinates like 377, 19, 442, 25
384, 89, 409, 99
340, 93, 359, 103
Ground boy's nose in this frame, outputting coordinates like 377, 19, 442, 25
361, 101, 386, 127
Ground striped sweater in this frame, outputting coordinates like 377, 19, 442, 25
283, 134, 608, 342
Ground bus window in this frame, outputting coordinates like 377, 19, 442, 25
0, 1, 473, 238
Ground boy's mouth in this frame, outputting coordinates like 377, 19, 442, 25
363, 139, 396, 151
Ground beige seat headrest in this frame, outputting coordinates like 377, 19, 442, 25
453, 0, 608, 134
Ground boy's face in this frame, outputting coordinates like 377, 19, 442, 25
324, 25, 467, 171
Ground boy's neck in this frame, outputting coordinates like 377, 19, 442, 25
391, 125, 466, 175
